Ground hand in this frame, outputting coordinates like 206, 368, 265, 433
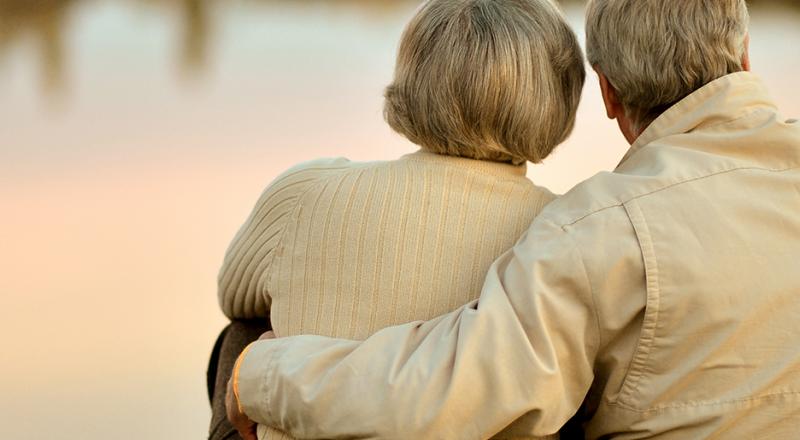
226, 375, 258, 440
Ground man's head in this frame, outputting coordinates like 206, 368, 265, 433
586, 0, 751, 142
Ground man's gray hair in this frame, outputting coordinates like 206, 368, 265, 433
586, 0, 750, 130
385, 0, 585, 165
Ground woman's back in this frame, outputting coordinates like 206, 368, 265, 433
220, 151, 554, 338
219, 151, 555, 439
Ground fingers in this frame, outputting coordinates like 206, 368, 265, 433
237, 424, 258, 440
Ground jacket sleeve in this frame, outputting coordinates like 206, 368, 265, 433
218, 158, 350, 319
235, 217, 601, 439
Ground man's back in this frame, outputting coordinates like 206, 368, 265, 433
553, 72, 800, 438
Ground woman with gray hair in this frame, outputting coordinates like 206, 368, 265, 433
213, 1, 584, 439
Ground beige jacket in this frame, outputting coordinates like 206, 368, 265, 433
219, 152, 556, 439
236, 72, 800, 439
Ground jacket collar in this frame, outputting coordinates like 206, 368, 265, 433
617, 72, 778, 168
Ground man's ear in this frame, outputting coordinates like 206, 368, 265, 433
595, 67, 622, 120
741, 34, 751, 72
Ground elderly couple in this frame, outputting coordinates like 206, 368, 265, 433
207, 0, 800, 438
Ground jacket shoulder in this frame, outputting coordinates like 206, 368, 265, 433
535, 171, 635, 228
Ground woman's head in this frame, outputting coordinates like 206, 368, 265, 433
384, 0, 585, 165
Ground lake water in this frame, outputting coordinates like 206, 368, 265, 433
1, 1, 798, 438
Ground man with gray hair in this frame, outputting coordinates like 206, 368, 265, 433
226, 0, 800, 438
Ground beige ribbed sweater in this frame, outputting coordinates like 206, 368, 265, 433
218, 150, 555, 439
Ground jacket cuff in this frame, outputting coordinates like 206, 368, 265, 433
235, 338, 288, 426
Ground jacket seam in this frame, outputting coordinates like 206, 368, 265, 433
612, 200, 661, 409
560, 165, 799, 228
696, 107, 775, 133
561, 225, 603, 355
606, 390, 800, 413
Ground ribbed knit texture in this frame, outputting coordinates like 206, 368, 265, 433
218, 151, 556, 440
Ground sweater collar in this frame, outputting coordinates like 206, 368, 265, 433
401, 150, 528, 177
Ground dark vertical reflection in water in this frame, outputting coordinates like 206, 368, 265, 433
0, 0, 797, 98
0, 0, 419, 96
180, 0, 211, 77
0, 0, 75, 96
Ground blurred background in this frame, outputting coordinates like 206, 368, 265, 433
0, 0, 798, 438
